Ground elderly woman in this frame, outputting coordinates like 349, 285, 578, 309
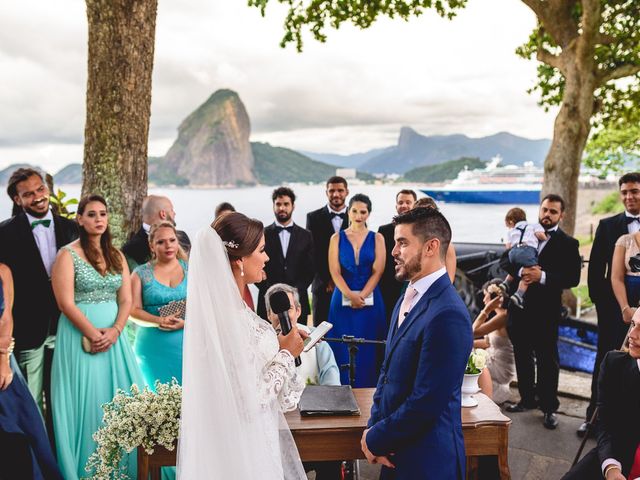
561, 311, 640, 480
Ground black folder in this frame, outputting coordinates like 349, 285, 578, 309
298, 385, 361, 416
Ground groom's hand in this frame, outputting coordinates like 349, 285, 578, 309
361, 429, 395, 468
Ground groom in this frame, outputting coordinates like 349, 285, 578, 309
361, 207, 472, 479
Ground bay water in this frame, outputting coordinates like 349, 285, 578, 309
0, 184, 540, 244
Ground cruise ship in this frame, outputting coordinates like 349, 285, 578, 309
420, 155, 543, 204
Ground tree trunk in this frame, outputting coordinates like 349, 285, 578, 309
540, 64, 596, 237
83, 0, 158, 246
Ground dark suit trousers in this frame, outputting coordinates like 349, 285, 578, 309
586, 300, 629, 420
560, 448, 606, 480
312, 286, 332, 327
508, 312, 560, 413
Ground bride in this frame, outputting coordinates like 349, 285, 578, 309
177, 212, 307, 479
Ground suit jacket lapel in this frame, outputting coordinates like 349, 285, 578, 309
268, 224, 285, 265
616, 212, 629, 238
52, 214, 68, 249
384, 273, 450, 367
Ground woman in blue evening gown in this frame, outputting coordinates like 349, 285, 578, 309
51, 195, 144, 480
0, 264, 62, 480
131, 221, 188, 387
328, 193, 387, 387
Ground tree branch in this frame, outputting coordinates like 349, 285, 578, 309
600, 64, 640, 84
580, 0, 601, 42
520, 0, 545, 19
536, 48, 562, 70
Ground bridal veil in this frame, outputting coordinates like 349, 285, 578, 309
177, 227, 305, 479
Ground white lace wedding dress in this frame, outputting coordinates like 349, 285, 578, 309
177, 228, 306, 480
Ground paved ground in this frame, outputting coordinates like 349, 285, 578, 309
307, 381, 597, 480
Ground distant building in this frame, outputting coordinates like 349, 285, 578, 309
336, 168, 356, 179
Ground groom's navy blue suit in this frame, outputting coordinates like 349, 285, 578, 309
366, 272, 472, 479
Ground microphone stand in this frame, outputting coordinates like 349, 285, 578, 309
324, 335, 386, 387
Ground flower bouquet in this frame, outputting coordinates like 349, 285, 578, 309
85, 379, 182, 479
462, 349, 489, 407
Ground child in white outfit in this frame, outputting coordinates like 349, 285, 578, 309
501, 207, 548, 308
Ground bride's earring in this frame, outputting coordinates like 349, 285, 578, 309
240, 263, 244, 277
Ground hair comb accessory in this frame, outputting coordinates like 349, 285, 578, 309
223, 240, 239, 249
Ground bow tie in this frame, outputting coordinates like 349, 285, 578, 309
31, 219, 51, 230
627, 216, 640, 225
545, 229, 556, 237
275, 226, 293, 233
331, 212, 346, 220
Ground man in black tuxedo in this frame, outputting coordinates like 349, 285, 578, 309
257, 187, 315, 323
581, 172, 640, 436
505, 194, 581, 430
378, 189, 416, 326
122, 194, 191, 270
561, 331, 640, 480
0, 168, 78, 433
306, 176, 349, 326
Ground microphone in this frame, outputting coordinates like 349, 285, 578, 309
270, 291, 302, 367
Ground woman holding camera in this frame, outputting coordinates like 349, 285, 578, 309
472, 279, 515, 405
611, 231, 640, 323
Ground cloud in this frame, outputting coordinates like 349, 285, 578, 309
0, 0, 558, 171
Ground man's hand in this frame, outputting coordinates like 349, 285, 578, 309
361, 429, 395, 468
326, 280, 335, 294
605, 466, 625, 480
521, 265, 542, 284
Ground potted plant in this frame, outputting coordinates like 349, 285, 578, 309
462, 349, 489, 407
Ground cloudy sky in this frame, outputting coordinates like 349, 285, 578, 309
0, 0, 557, 173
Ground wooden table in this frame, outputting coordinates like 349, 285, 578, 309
138, 389, 511, 479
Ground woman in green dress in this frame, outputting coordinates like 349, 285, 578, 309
51, 194, 144, 480
131, 221, 188, 386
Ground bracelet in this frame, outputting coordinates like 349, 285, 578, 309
113, 325, 122, 334
604, 464, 621, 477
622, 305, 631, 314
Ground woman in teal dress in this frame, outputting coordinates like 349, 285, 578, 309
51, 194, 144, 480
131, 221, 188, 386
328, 193, 387, 387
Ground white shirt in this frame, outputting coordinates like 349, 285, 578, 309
327, 205, 347, 233
601, 360, 640, 477
26, 210, 56, 277
626, 211, 640, 234
405, 267, 448, 314
275, 221, 293, 258
507, 221, 545, 249
142, 222, 151, 234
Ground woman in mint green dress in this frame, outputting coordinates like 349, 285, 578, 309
51, 194, 144, 480
131, 221, 188, 386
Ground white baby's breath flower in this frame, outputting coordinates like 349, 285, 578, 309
84, 379, 182, 479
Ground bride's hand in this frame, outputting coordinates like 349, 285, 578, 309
278, 327, 304, 358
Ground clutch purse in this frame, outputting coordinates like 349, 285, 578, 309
158, 300, 186, 319
81, 336, 93, 354
342, 291, 374, 307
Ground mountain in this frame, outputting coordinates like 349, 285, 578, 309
54, 163, 82, 184
302, 147, 393, 168
358, 128, 551, 174
163, 89, 256, 186
0, 164, 38, 184
402, 157, 486, 183
252, 142, 373, 185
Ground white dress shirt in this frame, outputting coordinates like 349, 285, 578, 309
26, 210, 56, 277
275, 221, 293, 258
626, 211, 640, 234
327, 205, 347, 233
403, 267, 448, 316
